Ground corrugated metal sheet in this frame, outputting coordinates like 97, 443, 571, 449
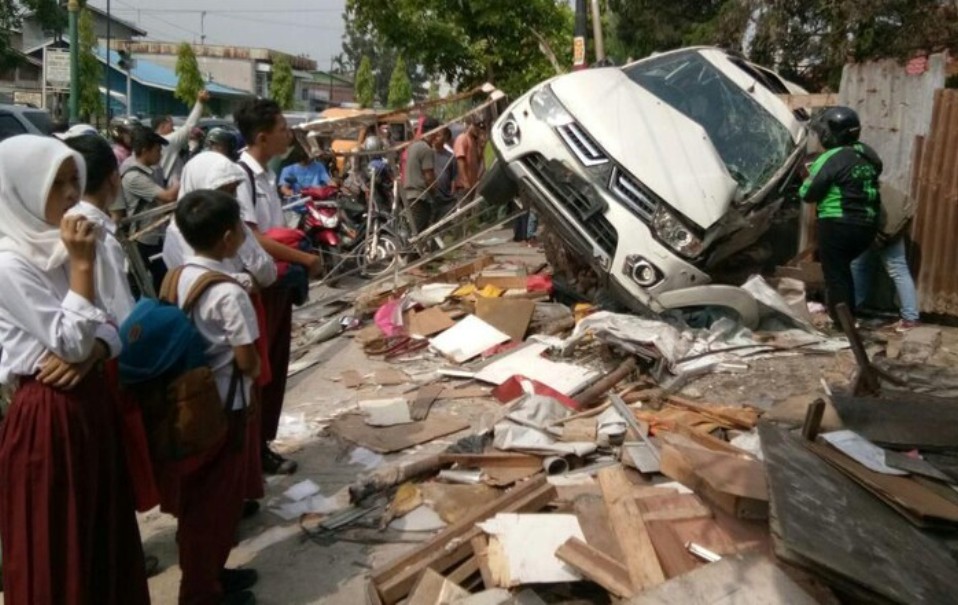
838, 54, 947, 193
910, 89, 958, 315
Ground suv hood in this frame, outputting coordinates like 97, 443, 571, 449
551, 69, 738, 229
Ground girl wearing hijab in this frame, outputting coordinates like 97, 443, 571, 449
0, 135, 149, 604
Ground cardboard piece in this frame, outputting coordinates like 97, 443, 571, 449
330, 412, 469, 454
430, 315, 511, 364
428, 255, 495, 284
372, 368, 412, 386
477, 344, 599, 396
420, 484, 502, 525
405, 307, 456, 338
475, 297, 536, 343
360, 398, 413, 427
340, 369, 364, 388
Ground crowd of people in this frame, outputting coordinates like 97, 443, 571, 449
0, 94, 327, 605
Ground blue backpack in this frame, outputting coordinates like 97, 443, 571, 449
119, 267, 238, 460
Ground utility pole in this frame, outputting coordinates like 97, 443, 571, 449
573, 0, 588, 70
590, 0, 605, 64
105, 0, 112, 123
67, 0, 80, 123
200, 11, 207, 45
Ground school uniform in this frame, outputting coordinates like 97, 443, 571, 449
168, 150, 279, 499
0, 135, 149, 605
67, 198, 160, 511
237, 151, 294, 446
167, 255, 259, 605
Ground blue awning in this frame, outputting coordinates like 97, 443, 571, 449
96, 46, 252, 98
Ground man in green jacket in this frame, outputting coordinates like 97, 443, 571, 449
800, 106, 881, 322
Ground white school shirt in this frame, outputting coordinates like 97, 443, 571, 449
0, 252, 121, 384
162, 221, 277, 292
176, 256, 259, 410
66, 200, 137, 323
236, 152, 285, 231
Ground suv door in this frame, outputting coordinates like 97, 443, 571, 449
0, 112, 28, 142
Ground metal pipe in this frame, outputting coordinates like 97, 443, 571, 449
590, 0, 605, 64
105, 0, 111, 123
67, 0, 80, 123
573, 0, 588, 70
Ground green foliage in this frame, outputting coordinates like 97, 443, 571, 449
606, 0, 958, 90
174, 43, 204, 107
386, 56, 412, 108
337, 8, 428, 105
355, 55, 375, 107
77, 7, 102, 121
1, 0, 66, 70
347, 0, 572, 97
270, 54, 295, 110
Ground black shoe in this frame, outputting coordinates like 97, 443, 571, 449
242, 500, 261, 519
144, 554, 160, 578
262, 447, 298, 475
221, 568, 259, 594
221, 589, 256, 605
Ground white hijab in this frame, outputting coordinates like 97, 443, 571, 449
0, 135, 86, 271
178, 151, 247, 198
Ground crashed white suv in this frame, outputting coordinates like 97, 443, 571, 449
481, 47, 807, 325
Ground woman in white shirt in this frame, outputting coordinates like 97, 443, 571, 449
0, 135, 149, 604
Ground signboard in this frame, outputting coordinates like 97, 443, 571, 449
13, 91, 42, 107
44, 48, 71, 89
573, 36, 586, 69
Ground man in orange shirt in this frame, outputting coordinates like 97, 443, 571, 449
453, 115, 485, 196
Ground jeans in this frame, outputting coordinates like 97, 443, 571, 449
817, 220, 877, 320
526, 211, 539, 239
850, 235, 920, 321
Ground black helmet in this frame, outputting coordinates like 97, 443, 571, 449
205, 127, 240, 161
813, 106, 861, 149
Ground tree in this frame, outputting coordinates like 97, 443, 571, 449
347, 0, 572, 97
270, 54, 295, 110
76, 7, 102, 122
337, 7, 428, 105
1, 0, 67, 69
386, 56, 412, 108
355, 55, 375, 107
174, 43, 204, 107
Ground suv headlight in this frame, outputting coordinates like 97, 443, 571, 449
530, 86, 573, 127
653, 205, 704, 259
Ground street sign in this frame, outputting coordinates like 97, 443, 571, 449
45, 48, 71, 89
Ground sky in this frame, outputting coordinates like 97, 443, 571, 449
86, 0, 348, 71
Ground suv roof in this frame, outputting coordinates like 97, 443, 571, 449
0, 104, 53, 142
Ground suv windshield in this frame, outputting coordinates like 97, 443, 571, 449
623, 51, 795, 196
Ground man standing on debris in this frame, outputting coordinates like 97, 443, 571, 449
800, 106, 881, 322
454, 115, 485, 197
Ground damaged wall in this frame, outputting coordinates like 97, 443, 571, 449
910, 89, 958, 315
838, 53, 947, 194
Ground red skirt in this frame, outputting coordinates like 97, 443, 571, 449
259, 284, 293, 443
105, 360, 160, 512
0, 373, 150, 605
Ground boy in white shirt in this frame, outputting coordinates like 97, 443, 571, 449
170, 189, 262, 605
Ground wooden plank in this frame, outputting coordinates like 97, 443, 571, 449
645, 520, 698, 579
573, 494, 623, 560
626, 554, 819, 604
831, 392, 958, 450
374, 480, 557, 604
636, 493, 712, 522
659, 425, 753, 457
666, 396, 760, 430
445, 557, 480, 587
760, 423, 958, 604
407, 568, 469, 605
660, 442, 768, 520
555, 537, 635, 598
597, 468, 666, 591
777, 92, 839, 110
470, 535, 495, 589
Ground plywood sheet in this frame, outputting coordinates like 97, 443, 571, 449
330, 412, 469, 453
476, 297, 536, 343
760, 423, 958, 604
831, 392, 958, 449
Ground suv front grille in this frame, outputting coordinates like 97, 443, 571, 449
522, 153, 618, 256
557, 123, 608, 166
610, 168, 658, 222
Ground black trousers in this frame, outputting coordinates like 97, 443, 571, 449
817, 220, 877, 319
136, 241, 168, 295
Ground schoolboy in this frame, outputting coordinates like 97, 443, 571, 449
172, 189, 262, 605
234, 99, 322, 475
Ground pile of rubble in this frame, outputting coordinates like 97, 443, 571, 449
283, 249, 958, 605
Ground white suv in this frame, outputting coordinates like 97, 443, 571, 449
481, 47, 808, 325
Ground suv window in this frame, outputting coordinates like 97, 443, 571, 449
0, 114, 28, 141
623, 51, 795, 197
22, 110, 52, 134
